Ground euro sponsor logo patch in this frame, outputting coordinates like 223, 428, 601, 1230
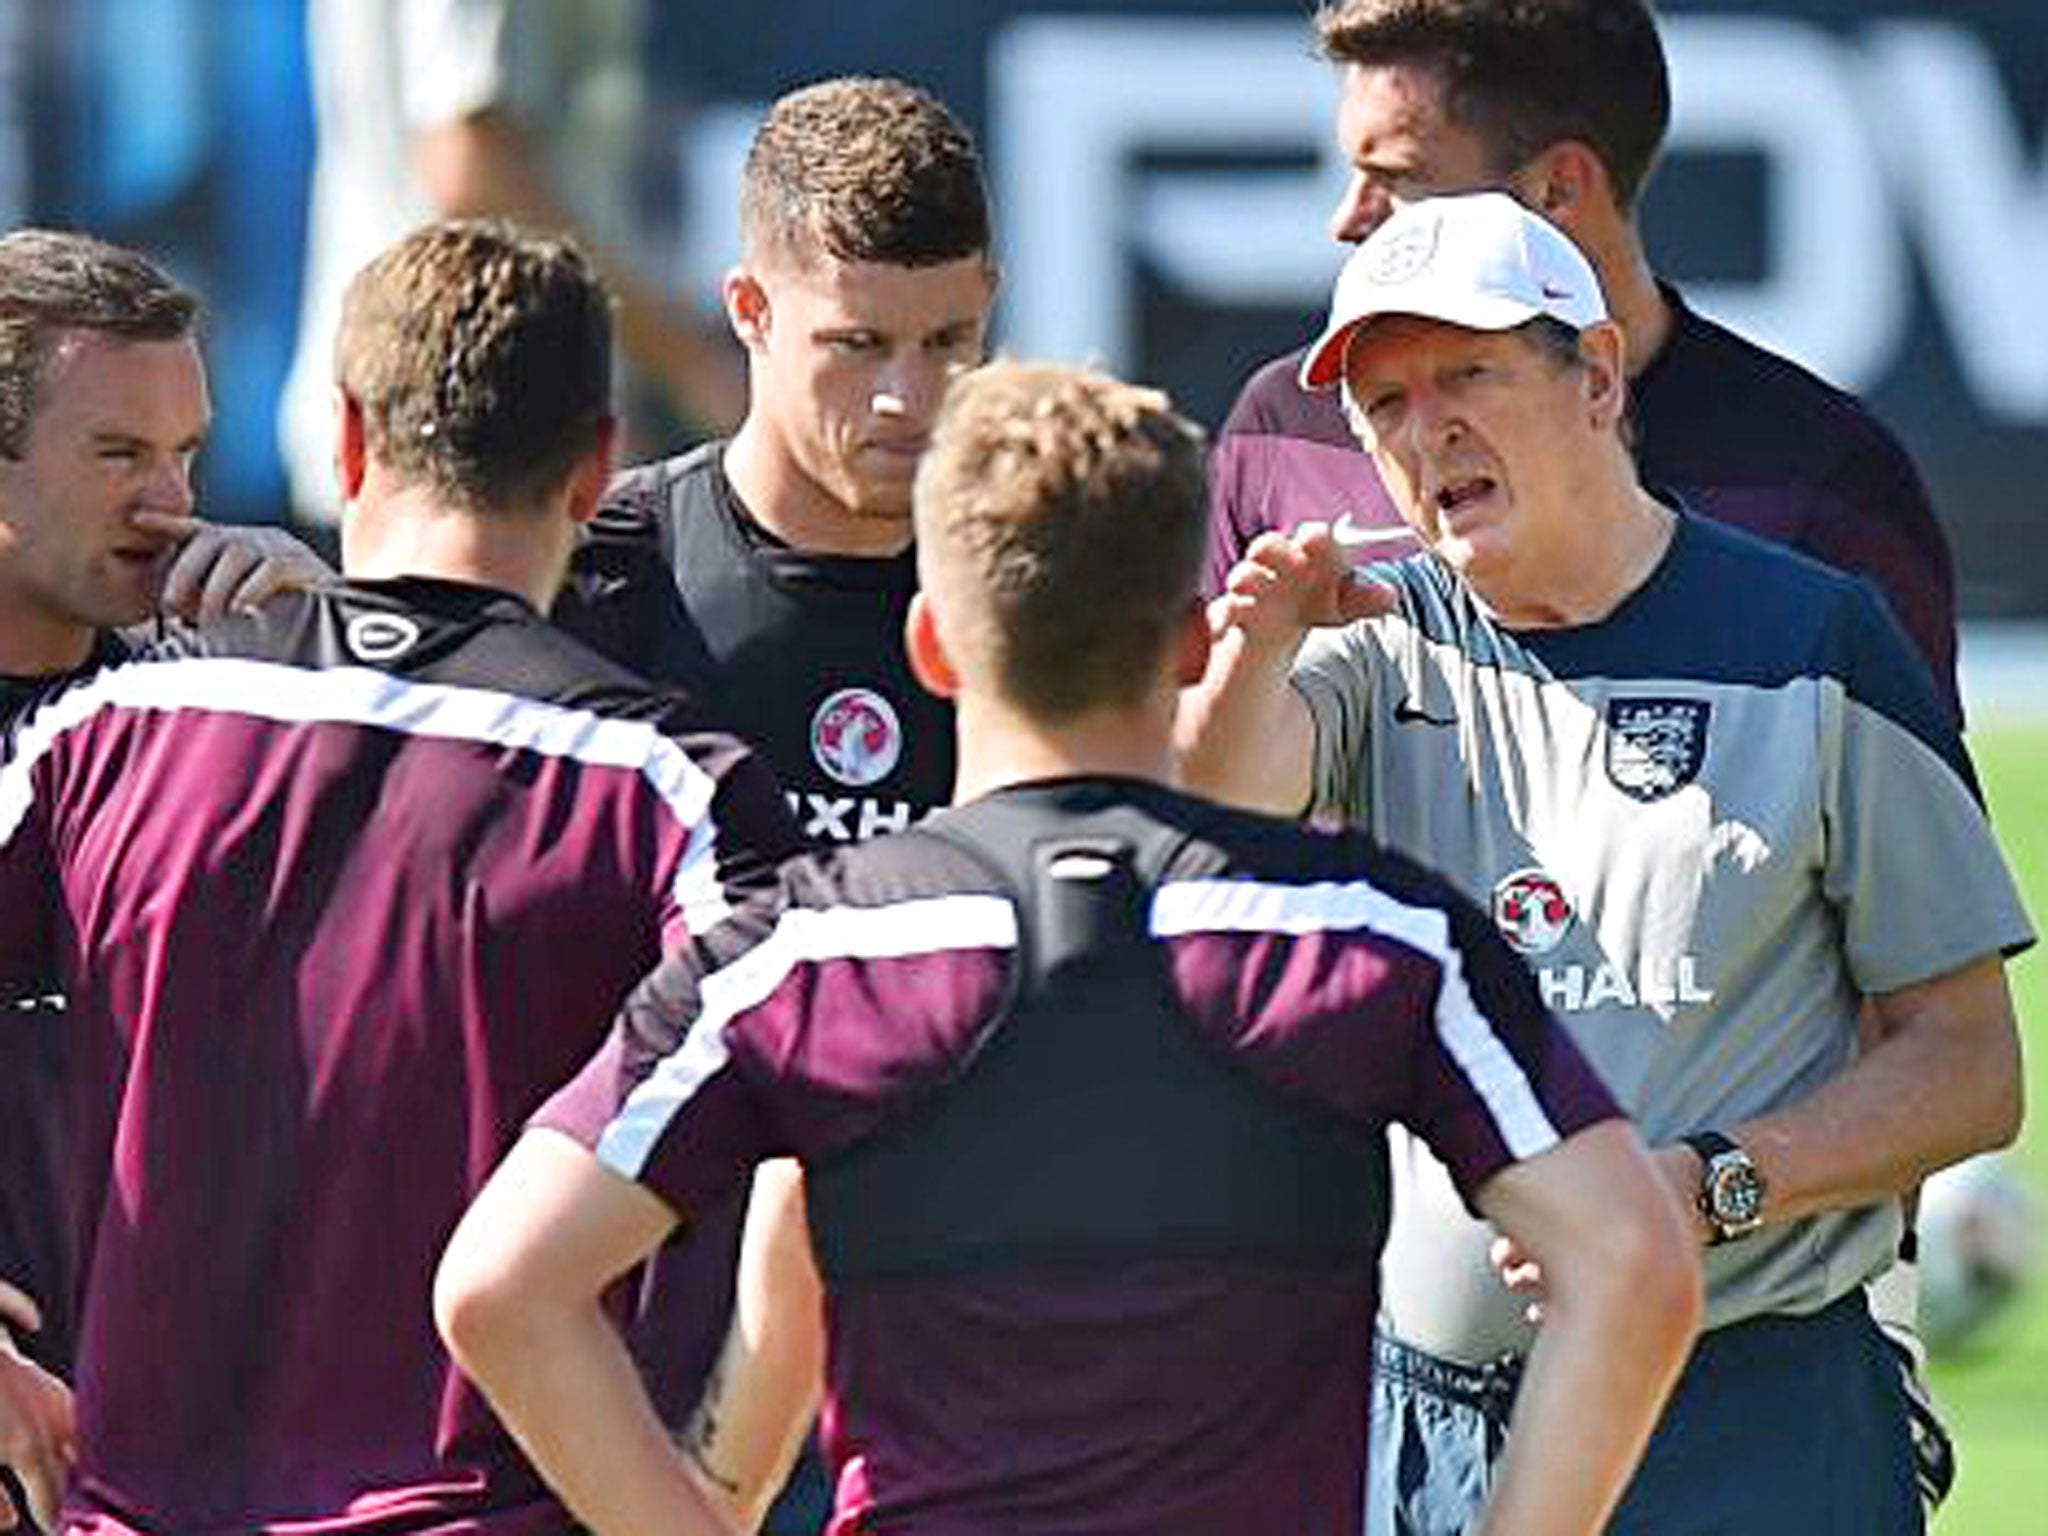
811, 686, 903, 789
1491, 867, 1574, 955
1605, 698, 1710, 802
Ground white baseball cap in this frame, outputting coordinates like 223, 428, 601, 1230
1298, 191, 1608, 391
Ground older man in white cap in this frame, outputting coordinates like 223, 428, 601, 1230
1178, 191, 2031, 1536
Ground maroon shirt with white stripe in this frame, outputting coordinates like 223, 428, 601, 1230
0, 577, 798, 1536
540, 777, 1620, 1536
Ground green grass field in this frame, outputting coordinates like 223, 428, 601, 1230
1927, 724, 2048, 1534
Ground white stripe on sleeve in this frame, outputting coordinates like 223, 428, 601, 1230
1151, 876, 1560, 1158
595, 893, 1018, 1178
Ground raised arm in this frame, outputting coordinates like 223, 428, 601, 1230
434, 1130, 743, 1536
1468, 1120, 1702, 1536
1173, 523, 1390, 815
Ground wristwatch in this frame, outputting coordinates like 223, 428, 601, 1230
1681, 1131, 1766, 1245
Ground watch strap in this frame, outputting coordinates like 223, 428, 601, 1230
1681, 1130, 1738, 1166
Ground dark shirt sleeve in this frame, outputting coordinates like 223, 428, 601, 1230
536, 891, 788, 1224
701, 743, 802, 907
554, 471, 723, 691
1202, 378, 1276, 599
1803, 443, 1961, 726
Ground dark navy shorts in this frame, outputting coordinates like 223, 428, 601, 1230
1368, 1290, 1922, 1536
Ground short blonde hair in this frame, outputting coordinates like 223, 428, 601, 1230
914, 360, 1207, 720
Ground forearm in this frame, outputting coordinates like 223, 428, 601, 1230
1730, 957, 2020, 1225
454, 1289, 740, 1536
1172, 623, 1314, 815
682, 1160, 825, 1530
1474, 1278, 1693, 1536
1471, 1123, 1702, 1536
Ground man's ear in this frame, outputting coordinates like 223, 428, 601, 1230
1173, 599, 1214, 688
905, 591, 961, 701
723, 267, 771, 352
564, 416, 619, 527
1579, 321, 1630, 432
1517, 140, 1606, 233
333, 387, 367, 502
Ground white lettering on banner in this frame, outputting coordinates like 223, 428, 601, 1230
1538, 958, 1714, 1016
1662, 17, 1905, 390
1863, 23, 2048, 418
968, 13, 2047, 424
990, 18, 1340, 369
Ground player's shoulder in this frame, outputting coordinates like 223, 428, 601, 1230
1132, 784, 1471, 924
589, 440, 725, 546
1217, 346, 1355, 449
781, 819, 1015, 922
1653, 293, 1919, 475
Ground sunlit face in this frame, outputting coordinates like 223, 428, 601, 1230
1328, 61, 1517, 244
742, 250, 993, 527
0, 332, 209, 658
1341, 316, 1600, 585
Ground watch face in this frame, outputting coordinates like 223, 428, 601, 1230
1708, 1158, 1766, 1228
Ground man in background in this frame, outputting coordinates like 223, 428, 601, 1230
555, 74, 994, 852
0, 220, 794, 1536
1208, 0, 1961, 723
550, 75, 998, 1527
279, 0, 745, 525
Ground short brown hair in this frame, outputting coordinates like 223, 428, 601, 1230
915, 361, 1207, 721
1314, 0, 1670, 210
336, 220, 613, 514
740, 76, 990, 270
0, 229, 198, 459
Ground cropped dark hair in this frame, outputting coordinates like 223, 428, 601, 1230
915, 360, 1207, 721
1315, 0, 1671, 210
335, 220, 614, 514
0, 228, 198, 459
741, 76, 991, 269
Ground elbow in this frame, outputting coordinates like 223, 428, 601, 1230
1960, 1028, 2026, 1160
1616, 1209, 1705, 1359
433, 1230, 522, 1387
1571, 1186, 1704, 1366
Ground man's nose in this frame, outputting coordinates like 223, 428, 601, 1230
872, 351, 947, 419
1328, 172, 1393, 245
140, 454, 196, 514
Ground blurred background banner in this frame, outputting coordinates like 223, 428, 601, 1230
12, 0, 2046, 619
